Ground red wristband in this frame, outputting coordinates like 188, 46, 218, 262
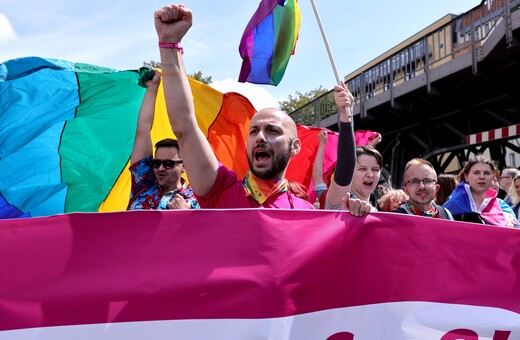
158, 41, 184, 53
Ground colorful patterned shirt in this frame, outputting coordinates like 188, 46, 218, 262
128, 156, 199, 210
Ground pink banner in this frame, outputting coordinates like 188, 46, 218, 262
1, 210, 519, 338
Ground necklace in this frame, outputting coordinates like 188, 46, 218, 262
404, 200, 440, 218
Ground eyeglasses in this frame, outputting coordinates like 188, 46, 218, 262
404, 178, 436, 187
151, 159, 183, 169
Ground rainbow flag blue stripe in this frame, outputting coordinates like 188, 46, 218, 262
0, 56, 259, 219
0, 56, 335, 220
0, 57, 144, 218
238, 0, 301, 86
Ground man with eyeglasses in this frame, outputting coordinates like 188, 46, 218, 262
127, 70, 199, 210
394, 158, 453, 220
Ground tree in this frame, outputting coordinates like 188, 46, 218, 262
278, 86, 329, 113
188, 71, 212, 85
143, 60, 162, 68
142, 61, 212, 85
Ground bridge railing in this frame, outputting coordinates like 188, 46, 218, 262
289, 0, 519, 126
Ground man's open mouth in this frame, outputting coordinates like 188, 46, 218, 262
254, 148, 272, 162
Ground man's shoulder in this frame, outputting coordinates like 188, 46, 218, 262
433, 204, 452, 220
288, 194, 315, 209
129, 156, 154, 184
393, 207, 409, 214
130, 155, 152, 170
205, 163, 241, 192
195, 164, 245, 208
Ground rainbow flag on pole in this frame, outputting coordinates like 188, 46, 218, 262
238, 0, 301, 86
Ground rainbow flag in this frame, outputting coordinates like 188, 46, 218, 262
0, 57, 337, 219
238, 0, 301, 85
289, 125, 337, 202
0, 57, 256, 218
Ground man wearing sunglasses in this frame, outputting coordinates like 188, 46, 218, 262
127, 70, 199, 210
395, 158, 453, 220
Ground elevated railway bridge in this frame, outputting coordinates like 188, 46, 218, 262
289, 0, 520, 186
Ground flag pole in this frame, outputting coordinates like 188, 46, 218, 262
309, 0, 353, 119
309, 0, 341, 85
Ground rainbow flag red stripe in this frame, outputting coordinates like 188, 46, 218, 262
0, 57, 337, 218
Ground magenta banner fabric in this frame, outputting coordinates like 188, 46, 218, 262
0, 210, 519, 338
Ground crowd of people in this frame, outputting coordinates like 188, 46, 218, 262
128, 3, 519, 229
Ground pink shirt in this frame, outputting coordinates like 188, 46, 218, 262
196, 164, 314, 209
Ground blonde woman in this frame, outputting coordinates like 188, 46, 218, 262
510, 175, 520, 219
378, 189, 408, 212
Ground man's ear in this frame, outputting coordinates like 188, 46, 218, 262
290, 138, 301, 157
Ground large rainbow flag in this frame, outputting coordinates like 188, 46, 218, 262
0, 57, 337, 219
1, 210, 519, 338
238, 0, 301, 85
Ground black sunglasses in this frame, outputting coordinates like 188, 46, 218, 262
151, 159, 183, 169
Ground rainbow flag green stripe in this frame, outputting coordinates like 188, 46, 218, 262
239, 0, 301, 85
0, 57, 144, 218
1, 55, 335, 219
61, 65, 144, 213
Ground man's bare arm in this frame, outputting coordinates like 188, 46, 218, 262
131, 70, 160, 164
155, 4, 218, 196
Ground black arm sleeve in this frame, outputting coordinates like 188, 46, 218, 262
333, 121, 356, 186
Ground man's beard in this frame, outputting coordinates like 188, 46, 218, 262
248, 141, 292, 179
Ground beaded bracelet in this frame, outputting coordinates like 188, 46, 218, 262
158, 41, 184, 53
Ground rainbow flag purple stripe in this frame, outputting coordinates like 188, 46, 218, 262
238, 0, 301, 86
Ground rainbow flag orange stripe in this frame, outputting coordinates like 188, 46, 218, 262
0, 57, 256, 217
0, 57, 338, 218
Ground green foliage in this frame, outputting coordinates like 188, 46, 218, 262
188, 71, 213, 85
278, 86, 329, 113
142, 61, 212, 85
143, 60, 162, 68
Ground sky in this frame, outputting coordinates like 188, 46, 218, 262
0, 0, 481, 110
